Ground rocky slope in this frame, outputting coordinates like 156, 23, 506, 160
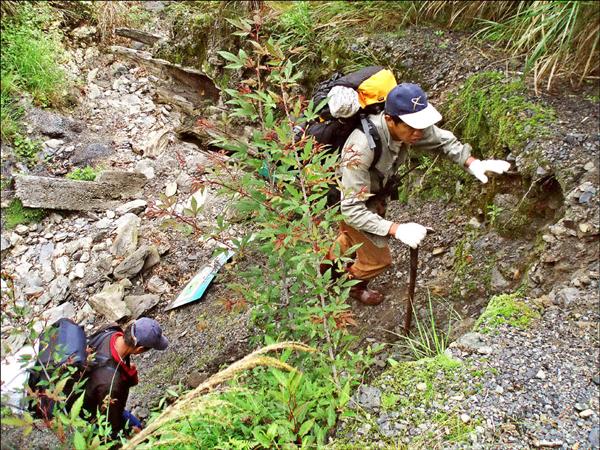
0, 3, 598, 449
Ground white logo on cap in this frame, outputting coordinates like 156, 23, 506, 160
411, 96, 425, 111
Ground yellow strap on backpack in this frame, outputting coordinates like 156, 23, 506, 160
356, 69, 397, 108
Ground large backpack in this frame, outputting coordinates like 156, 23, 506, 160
299, 65, 397, 157
27, 319, 119, 419
296, 66, 397, 204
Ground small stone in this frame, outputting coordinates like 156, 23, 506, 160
80, 252, 90, 263
468, 217, 482, 228
495, 385, 504, 394
574, 403, 588, 412
116, 199, 147, 216
1, 234, 12, 251
592, 375, 600, 386
106, 210, 116, 219
432, 247, 446, 256
147, 276, 170, 294
124, 294, 160, 319
579, 409, 594, 419
44, 139, 63, 149
534, 439, 563, 448
14, 225, 30, 235
119, 278, 133, 289
54, 232, 68, 242
72, 263, 86, 279
579, 223, 592, 233
579, 191, 593, 204
536, 369, 546, 380
54, 256, 70, 275
165, 181, 177, 197
460, 414, 471, 424
416, 382, 427, 391
584, 161, 596, 171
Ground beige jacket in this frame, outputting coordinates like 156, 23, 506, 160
339, 111, 471, 247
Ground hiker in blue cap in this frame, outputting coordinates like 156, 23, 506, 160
83, 317, 169, 439
326, 82, 510, 305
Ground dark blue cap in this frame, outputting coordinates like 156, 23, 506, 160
133, 318, 168, 350
384, 83, 441, 129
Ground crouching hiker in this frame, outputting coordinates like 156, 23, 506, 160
83, 317, 169, 439
325, 82, 511, 305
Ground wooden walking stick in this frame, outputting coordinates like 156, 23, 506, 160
403, 245, 419, 335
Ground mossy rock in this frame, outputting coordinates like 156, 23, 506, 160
2, 198, 46, 229
474, 293, 541, 333
443, 71, 555, 160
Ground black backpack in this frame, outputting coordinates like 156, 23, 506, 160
27, 319, 119, 419
296, 67, 396, 204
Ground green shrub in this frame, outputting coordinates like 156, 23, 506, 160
12, 133, 41, 167
2, 198, 46, 229
66, 166, 100, 181
0, 2, 67, 144
0, 2, 66, 107
134, 19, 378, 448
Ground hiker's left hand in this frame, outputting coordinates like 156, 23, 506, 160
467, 159, 511, 183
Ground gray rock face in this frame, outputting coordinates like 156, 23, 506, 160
1, 234, 11, 252
124, 294, 160, 318
44, 302, 76, 324
113, 244, 159, 280
551, 287, 580, 307
353, 385, 381, 411
38, 276, 70, 305
14, 171, 147, 211
89, 282, 130, 321
490, 267, 510, 291
110, 213, 141, 256
70, 142, 112, 167
589, 426, 599, 448
453, 332, 493, 355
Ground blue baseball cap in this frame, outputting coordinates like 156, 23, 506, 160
384, 83, 442, 129
133, 318, 169, 350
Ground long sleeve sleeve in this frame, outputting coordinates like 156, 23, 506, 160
413, 125, 471, 167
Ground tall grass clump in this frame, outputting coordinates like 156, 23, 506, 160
0, 2, 67, 140
390, 292, 457, 360
476, 1, 599, 92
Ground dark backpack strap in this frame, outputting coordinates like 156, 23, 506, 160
359, 115, 384, 178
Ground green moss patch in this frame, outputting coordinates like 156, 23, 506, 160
2, 198, 47, 229
65, 165, 99, 181
475, 293, 540, 333
444, 71, 555, 158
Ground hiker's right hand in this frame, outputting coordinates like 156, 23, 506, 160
391, 222, 428, 248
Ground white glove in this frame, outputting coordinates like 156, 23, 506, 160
327, 86, 360, 118
467, 159, 511, 184
394, 223, 428, 249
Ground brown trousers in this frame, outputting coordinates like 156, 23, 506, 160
328, 221, 392, 281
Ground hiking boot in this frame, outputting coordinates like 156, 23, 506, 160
350, 283, 384, 305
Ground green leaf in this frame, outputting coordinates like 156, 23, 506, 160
298, 418, 314, 437
70, 392, 85, 421
217, 51, 240, 63
73, 430, 86, 450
